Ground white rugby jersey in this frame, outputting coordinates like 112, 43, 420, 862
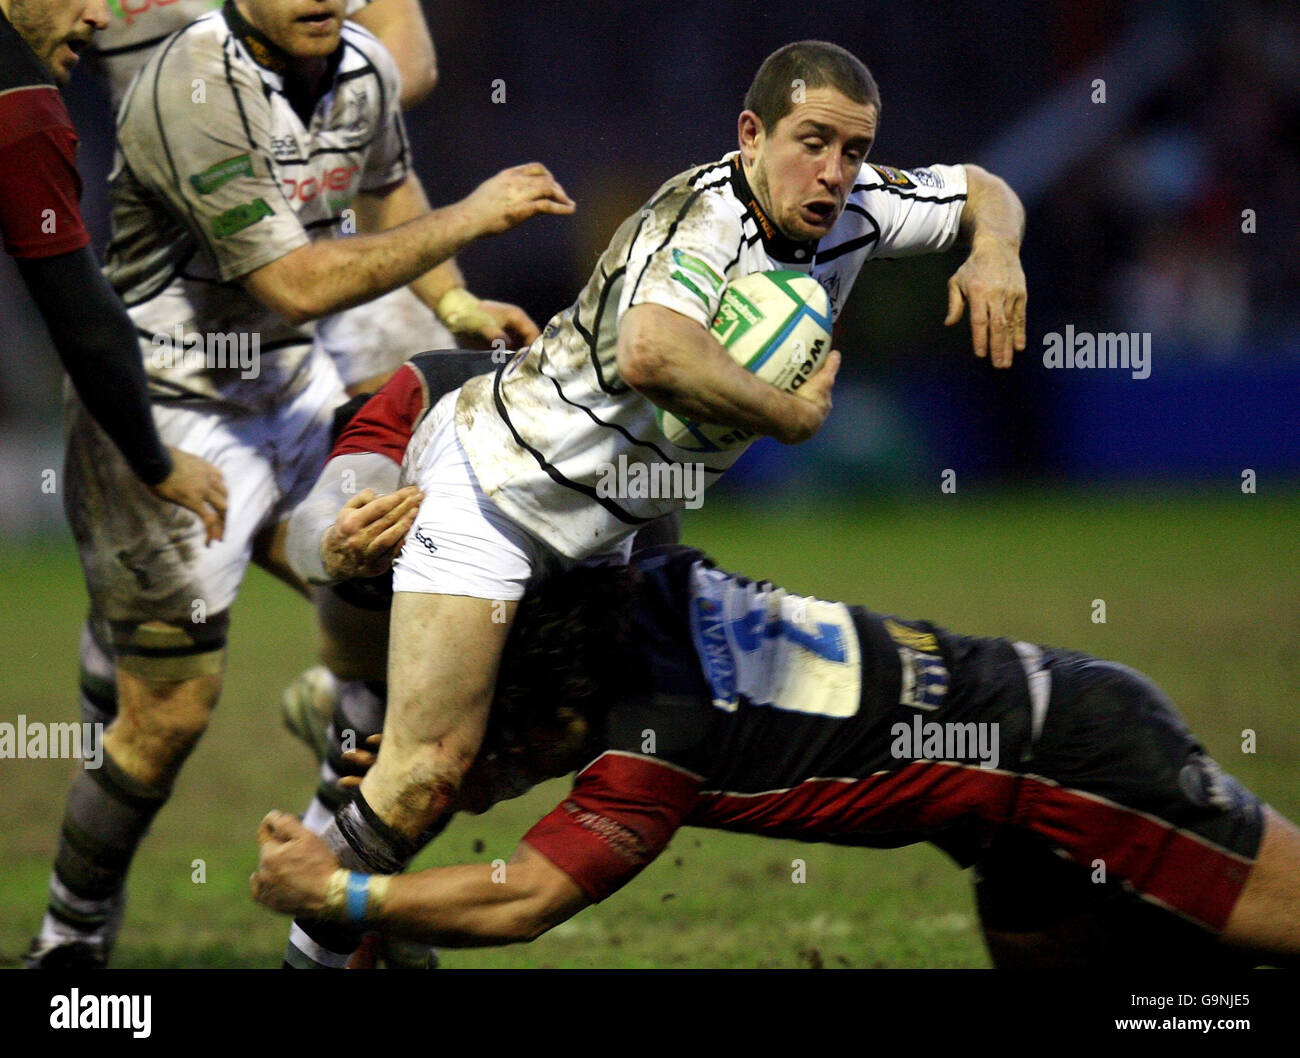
89, 0, 371, 111
452, 153, 967, 558
105, 5, 409, 412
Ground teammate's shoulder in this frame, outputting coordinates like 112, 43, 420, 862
339, 20, 398, 81
122, 13, 258, 129
135, 12, 238, 91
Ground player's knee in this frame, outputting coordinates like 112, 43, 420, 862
369, 737, 474, 816
109, 616, 228, 770
116, 673, 220, 747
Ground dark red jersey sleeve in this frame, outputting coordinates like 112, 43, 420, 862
331, 361, 429, 463
522, 751, 702, 902
0, 86, 90, 259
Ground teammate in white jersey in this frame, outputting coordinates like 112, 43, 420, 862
84, 0, 482, 394
76, 0, 499, 792
27, 0, 573, 968
286, 40, 1028, 969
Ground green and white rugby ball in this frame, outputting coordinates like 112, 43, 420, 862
656, 270, 833, 452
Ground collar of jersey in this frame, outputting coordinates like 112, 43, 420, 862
221, 0, 294, 73
728, 154, 819, 265
222, 0, 345, 121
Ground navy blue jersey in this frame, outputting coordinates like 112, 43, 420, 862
609, 545, 1034, 795
522, 546, 1262, 933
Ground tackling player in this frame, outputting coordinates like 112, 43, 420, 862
26, 0, 573, 968
253, 547, 1300, 968
306, 40, 1029, 971
0, 0, 226, 536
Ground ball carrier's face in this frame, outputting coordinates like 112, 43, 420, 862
235, 0, 345, 62
738, 86, 878, 243
2, 0, 108, 84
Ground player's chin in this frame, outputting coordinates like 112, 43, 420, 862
795, 204, 838, 237
48, 45, 79, 84
287, 26, 342, 57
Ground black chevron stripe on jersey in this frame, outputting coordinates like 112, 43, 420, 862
852, 180, 968, 206
625, 187, 706, 308
491, 366, 655, 527
537, 365, 728, 475
574, 264, 632, 397
93, 33, 172, 59
814, 203, 880, 265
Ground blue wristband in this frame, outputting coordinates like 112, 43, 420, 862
344, 872, 370, 924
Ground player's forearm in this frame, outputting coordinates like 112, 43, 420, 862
373, 863, 564, 947
959, 164, 1025, 249
249, 192, 481, 324
286, 453, 400, 584
356, 176, 468, 315
618, 304, 815, 444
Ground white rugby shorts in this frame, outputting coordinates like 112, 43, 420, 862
393, 392, 632, 601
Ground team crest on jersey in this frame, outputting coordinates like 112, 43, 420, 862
869, 164, 915, 189
885, 619, 949, 711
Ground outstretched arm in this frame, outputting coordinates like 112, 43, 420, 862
242, 164, 573, 326
253, 811, 589, 946
944, 164, 1027, 369
354, 174, 542, 348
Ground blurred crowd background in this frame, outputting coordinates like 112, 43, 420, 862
1, 0, 1296, 529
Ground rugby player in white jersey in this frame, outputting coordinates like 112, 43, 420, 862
83, 0, 483, 396
26, 0, 573, 968
283, 40, 1028, 968
72, 0, 505, 833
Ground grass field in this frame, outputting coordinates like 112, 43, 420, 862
2, 487, 1297, 968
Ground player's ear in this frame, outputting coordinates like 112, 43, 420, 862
738, 110, 764, 162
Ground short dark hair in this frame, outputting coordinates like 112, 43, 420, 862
486, 564, 637, 777
743, 40, 880, 131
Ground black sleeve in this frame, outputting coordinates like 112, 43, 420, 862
15, 245, 172, 486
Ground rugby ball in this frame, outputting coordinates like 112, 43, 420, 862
656, 270, 833, 452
